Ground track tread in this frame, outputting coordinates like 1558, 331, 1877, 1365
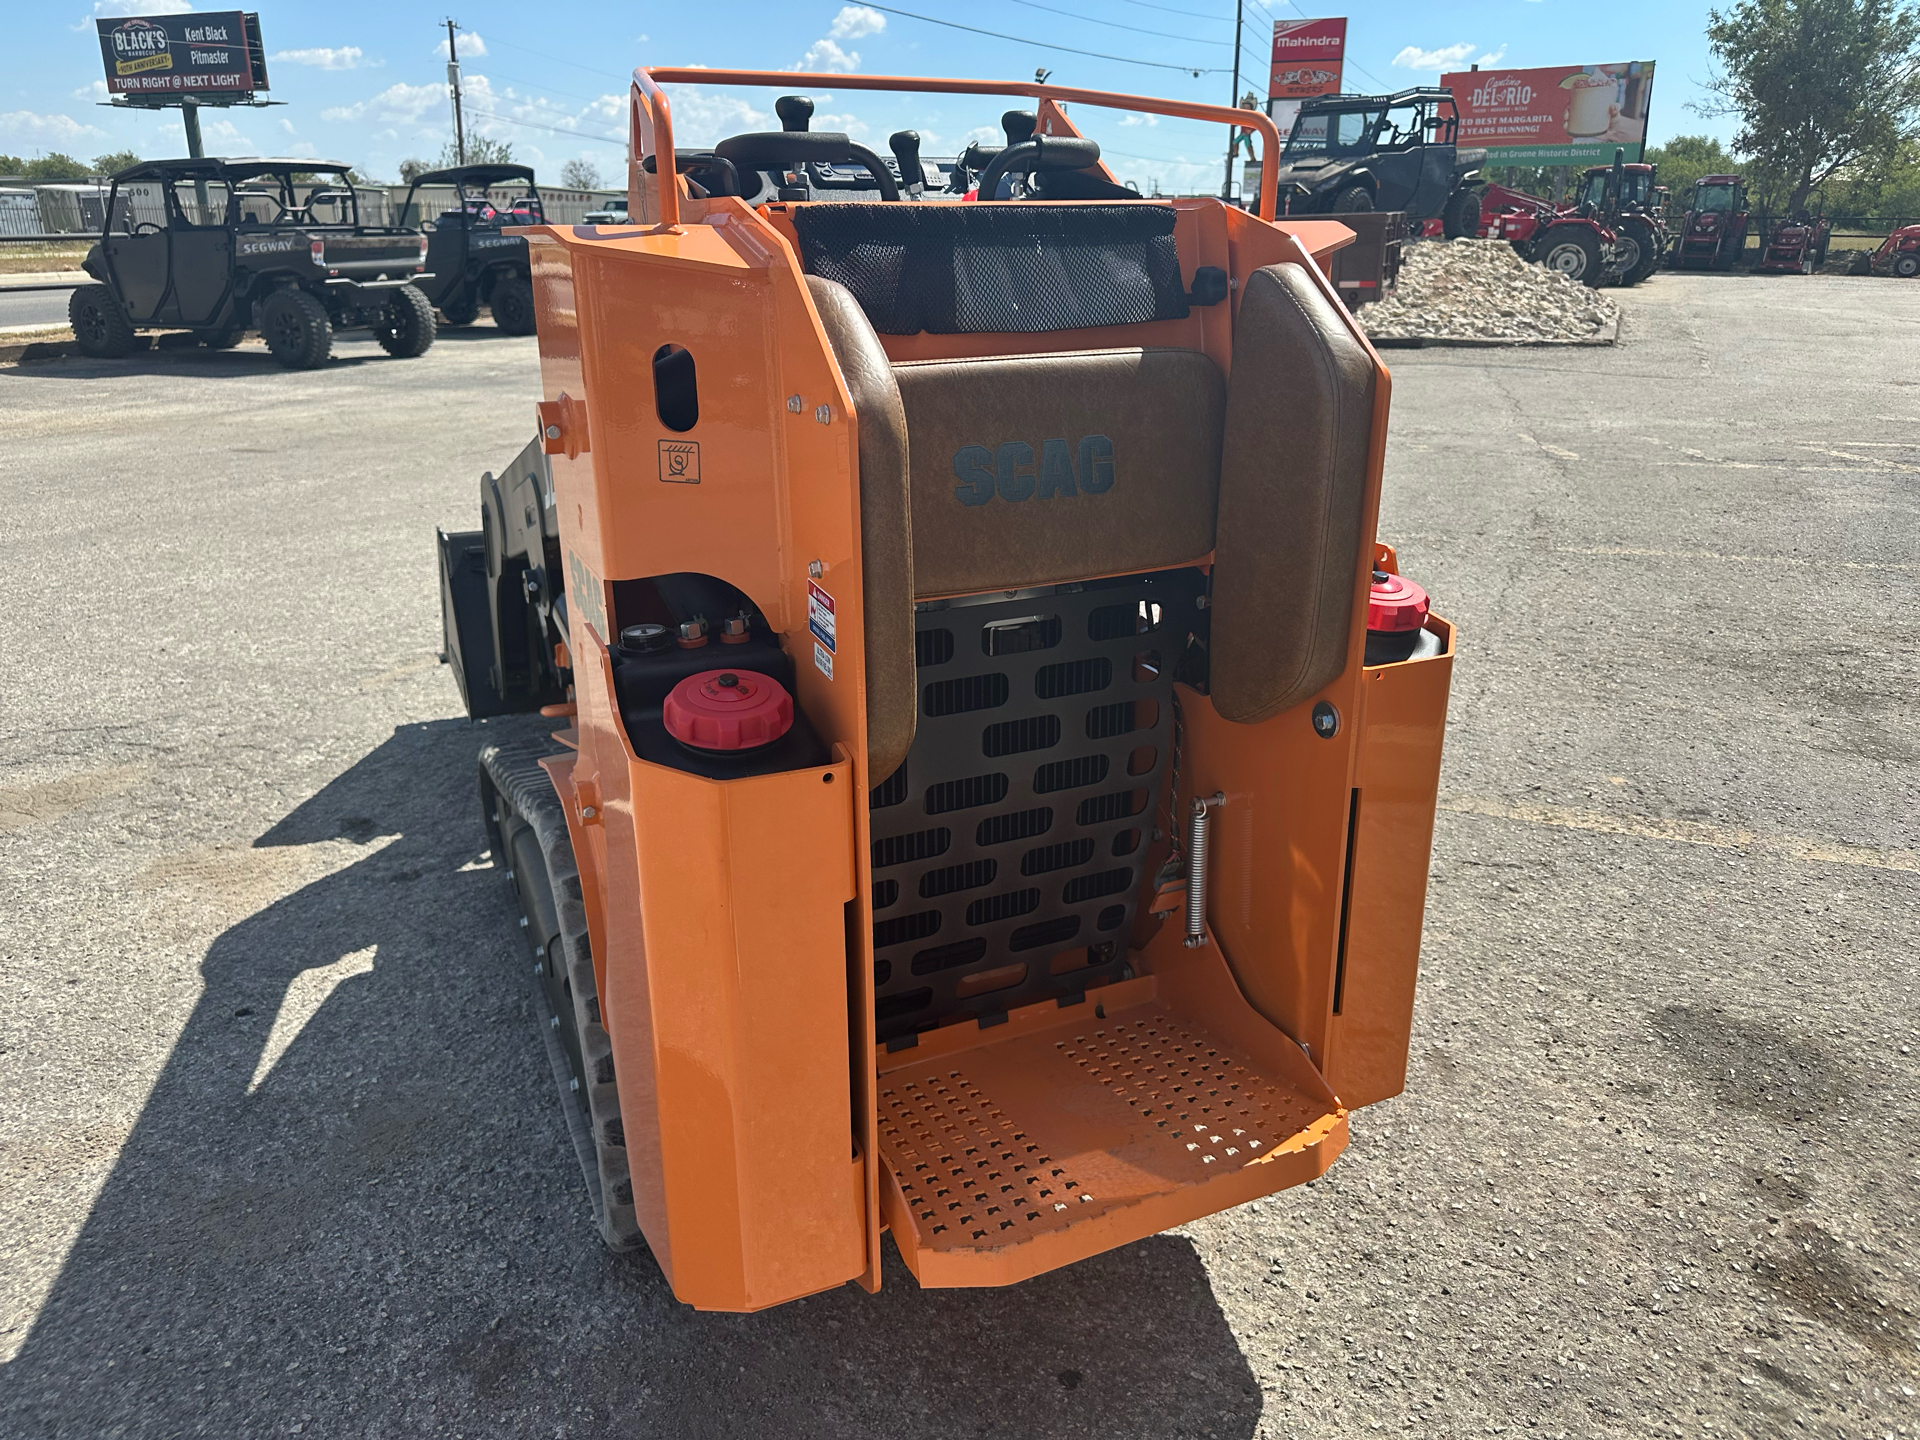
480, 734, 643, 1252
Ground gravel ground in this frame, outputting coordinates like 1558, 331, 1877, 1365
0, 274, 1916, 1438
1364, 238, 1620, 343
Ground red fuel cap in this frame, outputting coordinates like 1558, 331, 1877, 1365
662, 669, 794, 752
1367, 571, 1431, 633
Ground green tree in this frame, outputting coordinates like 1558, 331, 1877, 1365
1700, 0, 1920, 214
559, 157, 601, 190
436, 136, 515, 168
1643, 134, 1744, 205
90, 149, 141, 176
2, 152, 93, 180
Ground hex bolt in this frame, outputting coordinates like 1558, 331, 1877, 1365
787, 395, 803, 412
518, 916, 528, 929
814, 404, 831, 424
570, 1077, 580, 1092
544, 424, 561, 440
551, 1015, 561, 1030
534, 962, 545, 977
580, 805, 598, 820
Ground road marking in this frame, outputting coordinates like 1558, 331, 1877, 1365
1438, 794, 1920, 875
247, 947, 378, 1094
1549, 545, 1919, 573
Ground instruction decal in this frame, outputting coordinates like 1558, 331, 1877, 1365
807, 580, 837, 653
658, 440, 700, 484
813, 640, 834, 680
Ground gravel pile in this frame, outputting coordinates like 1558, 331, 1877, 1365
1362, 237, 1619, 343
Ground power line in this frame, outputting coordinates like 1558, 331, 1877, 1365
463, 105, 628, 148
1001, 0, 1232, 46
1113, 0, 1235, 20
481, 34, 632, 83
860, 4, 1229, 75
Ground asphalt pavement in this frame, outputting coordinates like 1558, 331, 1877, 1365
0, 275, 1915, 1438
0, 286, 77, 331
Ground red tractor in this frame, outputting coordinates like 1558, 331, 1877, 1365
1672, 174, 1750, 269
1523, 153, 1662, 287
1873, 222, 1920, 277
1756, 207, 1832, 274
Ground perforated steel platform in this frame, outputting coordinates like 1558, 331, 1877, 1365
876, 981, 1345, 1284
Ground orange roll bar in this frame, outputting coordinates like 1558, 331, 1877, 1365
628, 66, 1283, 229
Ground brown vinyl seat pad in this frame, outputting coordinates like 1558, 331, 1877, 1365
893, 347, 1224, 597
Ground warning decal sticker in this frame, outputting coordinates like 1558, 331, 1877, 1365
807, 580, 836, 653
813, 640, 834, 680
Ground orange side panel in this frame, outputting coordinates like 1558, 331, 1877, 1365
1324, 618, 1456, 1106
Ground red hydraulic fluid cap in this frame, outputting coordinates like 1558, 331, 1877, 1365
663, 669, 794, 752
1367, 571, 1431, 633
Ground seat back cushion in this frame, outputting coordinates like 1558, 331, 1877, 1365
1208, 263, 1378, 723
807, 275, 917, 779
893, 347, 1224, 598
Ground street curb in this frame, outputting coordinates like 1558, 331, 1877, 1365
1369, 312, 1620, 349
0, 336, 77, 365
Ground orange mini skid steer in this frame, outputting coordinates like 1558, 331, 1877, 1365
434, 66, 1455, 1312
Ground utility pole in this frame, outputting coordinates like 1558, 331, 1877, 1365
445, 18, 467, 166
1219, 0, 1244, 200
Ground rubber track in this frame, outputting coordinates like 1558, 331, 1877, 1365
480, 734, 643, 1251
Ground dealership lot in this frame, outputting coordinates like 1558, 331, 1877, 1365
0, 274, 1915, 1437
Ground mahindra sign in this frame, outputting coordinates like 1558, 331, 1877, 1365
1268, 18, 1346, 139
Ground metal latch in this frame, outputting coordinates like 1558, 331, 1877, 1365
536, 393, 590, 460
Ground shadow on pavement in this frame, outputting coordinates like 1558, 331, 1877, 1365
0, 719, 1260, 1440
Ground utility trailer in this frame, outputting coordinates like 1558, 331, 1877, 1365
1318, 209, 1406, 309
438, 66, 1455, 1310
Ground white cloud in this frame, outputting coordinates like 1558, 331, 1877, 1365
432, 30, 487, 58
1392, 42, 1478, 72
91, 0, 190, 14
71, 80, 110, 101
789, 6, 885, 72
796, 39, 861, 72
663, 86, 769, 146
1478, 46, 1508, 65
272, 46, 369, 71
830, 5, 886, 39
322, 81, 443, 124
1117, 113, 1159, 128
0, 110, 108, 147
813, 108, 869, 139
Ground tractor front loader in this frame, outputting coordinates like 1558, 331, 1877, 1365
437, 66, 1456, 1311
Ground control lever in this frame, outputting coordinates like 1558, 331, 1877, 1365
1001, 110, 1037, 147
776, 94, 814, 132
888, 130, 925, 197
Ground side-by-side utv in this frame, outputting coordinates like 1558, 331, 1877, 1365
398, 163, 544, 333
70, 157, 435, 368
437, 68, 1456, 1311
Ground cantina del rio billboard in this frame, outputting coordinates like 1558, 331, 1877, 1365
1439, 62, 1656, 165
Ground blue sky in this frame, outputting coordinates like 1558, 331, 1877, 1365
12, 0, 1736, 192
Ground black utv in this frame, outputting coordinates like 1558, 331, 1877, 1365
1271, 88, 1486, 238
69, 157, 436, 369
398, 164, 543, 333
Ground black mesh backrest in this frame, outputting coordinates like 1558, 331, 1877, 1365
793, 203, 1191, 335
867, 574, 1198, 1040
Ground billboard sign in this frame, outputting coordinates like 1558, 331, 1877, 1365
96, 11, 269, 102
1268, 19, 1345, 138
1440, 61, 1656, 165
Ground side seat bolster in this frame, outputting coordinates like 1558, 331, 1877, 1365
806, 275, 917, 779
1209, 263, 1377, 724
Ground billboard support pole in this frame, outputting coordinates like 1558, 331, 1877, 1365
181, 98, 204, 159
1219, 0, 1243, 200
